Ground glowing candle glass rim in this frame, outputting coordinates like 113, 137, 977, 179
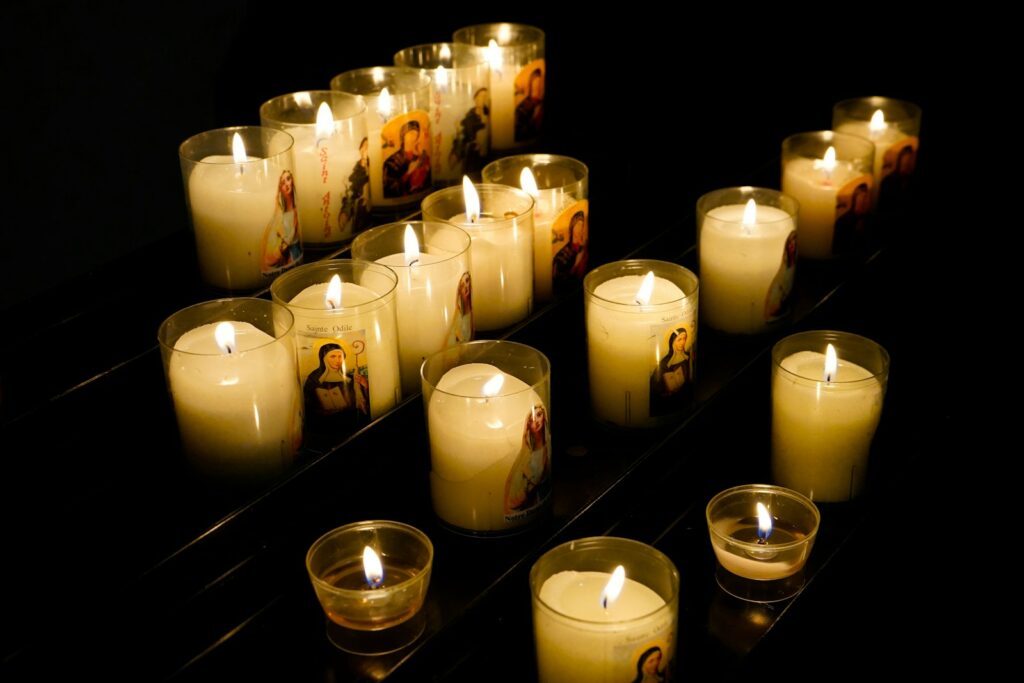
269, 259, 399, 314
530, 536, 680, 628
351, 221, 473, 269
329, 66, 432, 97
696, 186, 800, 228
420, 340, 551, 400
258, 90, 366, 127
706, 484, 821, 553
584, 259, 699, 312
832, 96, 922, 129
157, 297, 295, 357
772, 330, 890, 387
393, 42, 489, 69
781, 130, 876, 168
178, 125, 294, 166
421, 182, 536, 232
481, 154, 589, 195
452, 22, 546, 47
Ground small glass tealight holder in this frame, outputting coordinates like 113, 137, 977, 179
706, 484, 820, 603
306, 520, 433, 654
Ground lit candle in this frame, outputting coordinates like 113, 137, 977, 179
781, 132, 875, 259
180, 127, 300, 290
159, 299, 302, 481
421, 178, 534, 331
585, 261, 699, 427
271, 262, 402, 429
771, 332, 889, 501
698, 188, 799, 334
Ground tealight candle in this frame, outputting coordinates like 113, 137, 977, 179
260, 91, 371, 247
351, 221, 473, 397
531, 537, 679, 683
422, 179, 535, 331
271, 260, 401, 430
771, 330, 890, 502
158, 298, 302, 482
421, 341, 551, 533
306, 520, 433, 654
781, 131, 875, 259
453, 23, 545, 150
706, 484, 820, 602
697, 187, 799, 334
483, 154, 589, 302
584, 260, 699, 428
179, 126, 301, 290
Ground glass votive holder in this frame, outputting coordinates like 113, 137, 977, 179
421, 182, 534, 331
179, 126, 300, 290
833, 96, 922, 210
306, 520, 433, 654
421, 340, 551, 534
330, 67, 433, 211
157, 297, 302, 483
697, 186, 799, 335
259, 91, 370, 248
270, 260, 401, 431
781, 131, 875, 260
394, 42, 491, 183
351, 221, 473, 397
530, 536, 679, 683
584, 260, 699, 428
706, 484, 820, 603
453, 22, 545, 150
772, 330, 890, 502
482, 154, 589, 302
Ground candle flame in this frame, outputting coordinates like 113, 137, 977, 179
440, 43, 452, 63
756, 502, 773, 542
462, 176, 480, 223
315, 101, 335, 140
363, 546, 385, 589
404, 223, 421, 265
377, 87, 393, 119
231, 133, 247, 164
601, 565, 626, 609
434, 64, 449, 88
742, 198, 757, 226
824, 343, 838, 383
371, 66, 385, 84
486, 39, 502, 70
214, 322, 236, 354
813, 146, 838, 175
519, 167, 540, 198
325, 274, 343, 310
635, 271, 655, 306
497, 23, 512, 44
294, 91, 313, 108
869, 109, 887, 133
482, 373, 505, 397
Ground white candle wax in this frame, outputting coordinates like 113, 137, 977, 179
375, 250, 461, 397
489, 57, 516, 150
450, 212, 533, 331
772, 350, 883, 501
288, 281, 401, 421
710, 521, 809, 580
287, 126, 360, 244
428, 363, 550, 531
587, 275, 695, 427
168, 321, 300, 478
534, 570, 673, 683
835, 120, 907, 206
188, 156, 293, 290
782, 157, 868, 259
700, 204, 797, 334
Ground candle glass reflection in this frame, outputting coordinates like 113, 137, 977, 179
259, 91, 371, 248
421, 340, 551, 534
158, 298, 302, 484
530, 536, 679, 683
483, 154, 589, 302
179, 126, 300, 290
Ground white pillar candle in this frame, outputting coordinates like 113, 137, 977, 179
772, 349, 884, 502
699, 197, 797, 334
585, 264, 698, 427
835, 113, 907, 207
427, 362, 550, 532
534, 570, 673, 683
167, 320, 301, 479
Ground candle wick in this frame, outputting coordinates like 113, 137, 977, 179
602, 596, 608, 609
408, 258, 419, 267
756, 537, 767, 546
327, 301, 337, 310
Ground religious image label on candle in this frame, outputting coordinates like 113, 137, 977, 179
832, 173, 874, 255
513, 59, 545, 143
381, 110, 432, 200
649, 320, 696, 417
297, 333, 371, 429
551, 199, 589, 284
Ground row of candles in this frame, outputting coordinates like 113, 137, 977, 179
166, 20, 919, 680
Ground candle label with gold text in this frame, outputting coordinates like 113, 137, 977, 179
551, 200, 589, 289
336, 136, 372, 241
513, 59, 544, 143
381, 111, 432, 199
649, 312, 697, 418
446, 271, 474, 346
831, 174, 874, 256
879, 135, 919, 208
503, 402, 551, 523
296, 330, 371, 428
764, 230, 798, 322
260, 169, 304, 275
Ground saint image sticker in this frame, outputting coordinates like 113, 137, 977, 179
551, 199, 589, 285
336, 135, 372, 240
503, 402, 551, 523
298, 333, 371, 428
446, 271, 474, 347
832, 174, 874, 256
513, 59, 544, 142
625, 635, 675, 683
648, 319, 696, 418
764, 230, 798, 322
447, 85, 491, 177
260, 169, 303, 275
381, 110, 432, 199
